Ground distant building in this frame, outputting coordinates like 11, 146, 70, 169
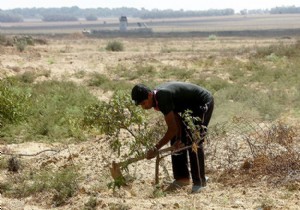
119, 16, 128, 32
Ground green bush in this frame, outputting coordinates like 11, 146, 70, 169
83, 91, 146, 155
16, 40, 27, 52
87, 72, 132, 91
27, 80, 98, 140
83, 91, 164, 156
17, 71, 37, 83
14, 36, 35, 52
105, 40, 124, 52
88, 73, 110, 87
2, 167, 78, 206
0, 78, 30, 128
159, 65, 195, 80
83, 91, 166, 189
0, 78, 99, 143
208, 34, 217, 40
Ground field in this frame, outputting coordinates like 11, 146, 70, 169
0, 14, 300, 210
1, 14, 300, 35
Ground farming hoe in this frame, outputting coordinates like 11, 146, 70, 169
110, 143, 194, 185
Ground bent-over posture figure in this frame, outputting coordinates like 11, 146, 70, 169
131, 81, 214, 193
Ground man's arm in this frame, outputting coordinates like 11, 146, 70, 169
155, 111, 180, 149
146, 111, 181, 159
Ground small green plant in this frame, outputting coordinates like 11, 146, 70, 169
208, 34, 217, 40
108, 203, 130, 210
159, 65, 195, 80
88, 72, 110, 87
13, 36, 35, 51
87, 72, 132, 92
152, 185, 166, 198
105, 40, 124, 52
257, 197, 274, 210
84, 196, 97, 210
16, 40, 27, 52
107, 176, 126, 191
17, 71, 37, 83
48, 58, 55, 65
73, 70, 86, 79
266, 52, 280, 62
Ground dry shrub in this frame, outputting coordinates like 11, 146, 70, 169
265, 152, 299, 175
0, 34, 14, 46
245, 121, 299, 182
8, 156, 21, 172
33, 38, 48, 45
206, 118, 300, 186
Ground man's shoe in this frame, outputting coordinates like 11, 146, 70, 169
164, 180, 190, 192
191, 177, 208, 193
191, 184, 206, 193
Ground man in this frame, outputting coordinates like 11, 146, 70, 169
131, 81, 214, 193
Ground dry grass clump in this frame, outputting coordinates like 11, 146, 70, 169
253, 40, 300, 58
7, 156, 21, 172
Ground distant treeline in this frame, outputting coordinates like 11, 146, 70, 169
270, 6, 300, 14
0, 6, 299, 22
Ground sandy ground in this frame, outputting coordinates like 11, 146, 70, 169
0, 35, 299, 209
1, 139, 299, 210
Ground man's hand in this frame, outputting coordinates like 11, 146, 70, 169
173, 140, 184, 150
146, 146, 158, 159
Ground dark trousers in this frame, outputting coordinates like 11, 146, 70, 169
171, 99, 214, 186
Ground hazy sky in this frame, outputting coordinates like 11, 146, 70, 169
0, 0, 299, 11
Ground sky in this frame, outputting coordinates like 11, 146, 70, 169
0, 0, 299, 12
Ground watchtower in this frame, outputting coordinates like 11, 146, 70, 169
119, 16, 128, 32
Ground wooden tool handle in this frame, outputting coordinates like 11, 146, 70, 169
119, 145, 175, 168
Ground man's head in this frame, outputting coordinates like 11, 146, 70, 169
131, 84, 151, 107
